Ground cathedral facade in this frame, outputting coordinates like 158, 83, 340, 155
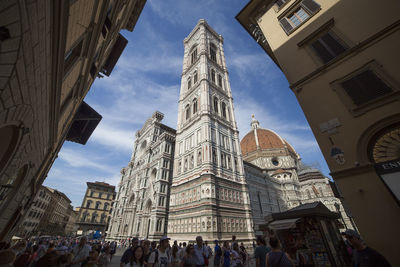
107, 111, 176, 241
107, 20, 354, 242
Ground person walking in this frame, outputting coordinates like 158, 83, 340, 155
239, 242, 248, 267
98, 245, 111, 267
171, 243, 180, 267
177, 242, 187, 264
130, 246, 145, 267
265, 237, 294, 267
343, 229, 391, 267
193, 236, 209, 267
147, 236, 171, 267
180, 244, 196, 267
222, 241, 230, 267
231, 243, 242, 267
70, 236, 91, 267
254, 236, 270, 267
121, 238, 140, 267
214, 240, 222, 267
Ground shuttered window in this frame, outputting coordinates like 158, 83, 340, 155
275, 0, 288, 8
280, 0, 320, 34
341, 70, 393, 106
311, 32, 347, 63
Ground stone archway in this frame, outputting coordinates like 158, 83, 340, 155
0, 125, 23, 177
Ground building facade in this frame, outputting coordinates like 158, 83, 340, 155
65, 207, 79, 236
107, 111, 176, 241
0, 0, 146, 240
236, 0, 400, 264
77, 182, 115, 236
241, 116, 353, 233
167, 20, 254, 243
36, 187, 72, 236
16, 186, 52, 237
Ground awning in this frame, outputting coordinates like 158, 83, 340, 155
66, 101, 102, 145
268, 218, 300, 230
101, 33, 128, 76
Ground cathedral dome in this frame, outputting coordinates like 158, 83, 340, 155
240, 115, 298, 157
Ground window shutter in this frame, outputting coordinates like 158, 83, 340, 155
321, 32, 346, 56
311, 39, 333, 63
341, 70, 393, 105
279, 17, 293, 34
301, 0, 320, 14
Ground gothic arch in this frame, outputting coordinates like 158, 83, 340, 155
357, 113, 400, 164
144, 199, 152, 214
150, 168, 157, 180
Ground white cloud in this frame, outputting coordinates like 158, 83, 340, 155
59, 148, 115, 173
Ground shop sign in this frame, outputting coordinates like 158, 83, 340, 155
375, 158, 400, 206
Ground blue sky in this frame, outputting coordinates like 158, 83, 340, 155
44, 0, 329, 207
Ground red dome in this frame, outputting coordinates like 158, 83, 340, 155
240, 129, 296, 155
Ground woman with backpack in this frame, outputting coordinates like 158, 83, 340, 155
265, 237, 294, 267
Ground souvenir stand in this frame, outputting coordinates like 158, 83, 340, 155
260, 202, 350, 267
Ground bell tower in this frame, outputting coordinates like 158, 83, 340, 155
168, 19, 254, 243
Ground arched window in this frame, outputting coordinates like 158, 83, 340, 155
190, 154, 194, 169
193, 98, 198, 114
95, 201, 101, 209
194, 71, 198, 83
86, 200, 92, 208
221, 102, 227, 119
211, 69, 216, 83
212, 148, 217, 163
82, 212, 88, 221
91, 213, 97, 223
221, 153, 225, 168
210, 44, 217, 61
100, 213, 106, 223
187, 77, 191, 89
218, 74, 222, 87
191, 47, 197, 64
213, 97, 219, 114
185, 104, 190, 120
178, 161, 182, 174
104, 202, 109, 210
197, 150, 202, 165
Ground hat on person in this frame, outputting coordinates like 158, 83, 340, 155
159, 236, 170, 242
342, 229, 360, 239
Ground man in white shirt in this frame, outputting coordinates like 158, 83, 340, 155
147, 236, 171, 267
194, 236, 209, 267
70, 236, 91, 267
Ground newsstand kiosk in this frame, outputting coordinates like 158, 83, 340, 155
260, 202, 351, 267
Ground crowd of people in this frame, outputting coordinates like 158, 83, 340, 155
0, 230, 392, 267
0, 236, 117, 267
118, 235, 250, 267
